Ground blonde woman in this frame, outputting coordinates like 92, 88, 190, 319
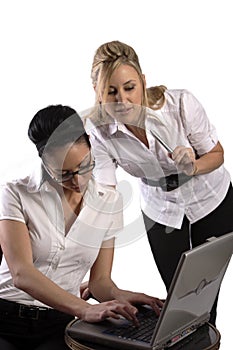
85, 40, 233, 327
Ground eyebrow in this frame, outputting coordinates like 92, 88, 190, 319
109, 79, 137, 88
54, 153, 91, 172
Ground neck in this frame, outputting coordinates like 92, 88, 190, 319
49, 178, 84, 205
125, 124, 149, 148
63, 188, 83, 204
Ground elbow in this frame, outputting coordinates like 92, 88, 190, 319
217, 150, 224, 168
220, 150, 224, 166
217, 142, 224, 167
11, 267, 30, 291
88, 278, 107, 302
12, 272, 25, 290
88, 280, 98, 298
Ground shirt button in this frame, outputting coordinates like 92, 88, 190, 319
52, 258, 59, 270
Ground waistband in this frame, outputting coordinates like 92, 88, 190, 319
141, 173, 192, 191
0, 298, 70, 321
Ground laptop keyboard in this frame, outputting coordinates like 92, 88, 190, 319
104, 307, 159, 343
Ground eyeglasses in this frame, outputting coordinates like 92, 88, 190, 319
42, 160, 95, 183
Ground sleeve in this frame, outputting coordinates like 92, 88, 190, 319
180, 90, 218, 156
89, 132, 117, 186
102, 189, 124, 241
0, 183, 26, 223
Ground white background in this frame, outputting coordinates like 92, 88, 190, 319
0, 0, 232, 348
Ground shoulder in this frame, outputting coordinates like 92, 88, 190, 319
0, 177, 28, 219
164, 89, 202, 108
0, 162, 43, 197
0, 177, 28, 195
164, 89, 193, 104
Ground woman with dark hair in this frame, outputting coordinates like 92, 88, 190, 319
0, 104, 162, 350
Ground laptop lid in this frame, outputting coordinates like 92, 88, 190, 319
151, 231, 233, 349
68, 232, 233, 350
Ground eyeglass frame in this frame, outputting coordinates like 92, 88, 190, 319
42, 158, 95, 183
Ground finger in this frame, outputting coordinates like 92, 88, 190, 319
125, 306, 140, 327
114, 305, 139, 326
97, 308, 121, 322
173, 149, 188, 163
174, 152, 193, 168
173, 147, 193, 161
168, 152, 173, 159
143, 298, 164, 316
104, 311, 121, 320
123, 310, 139, 327
157, 299, 165, 308
150, 302, 162, 316
171, 146, 185, 159
81, 288, 91, 300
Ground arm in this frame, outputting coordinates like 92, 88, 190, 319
89, 131, 117, 187
171, 141, 224, 176
0, 219, 89, 316
89, 238, 163, 316
0, 220, 152, 323
192, 141, 224, 175
175, 90, 224, 176
88, 238, 117, 301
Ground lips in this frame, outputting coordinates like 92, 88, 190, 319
115, 106, 134, 114
71, 186, 80, 192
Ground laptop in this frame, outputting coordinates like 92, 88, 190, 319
68, 232, 233, 350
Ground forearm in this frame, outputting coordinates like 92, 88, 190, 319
89, 276, 121, 302
173, 142, 224, 176
13, 264, 89, 317
193, 144, 224, 175
89, 277, 164, 317
89, 276, 143, 304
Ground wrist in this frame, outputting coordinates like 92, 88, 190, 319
192, 162, 198, 176
111, 288, 132, 302
75, 301, 91, 320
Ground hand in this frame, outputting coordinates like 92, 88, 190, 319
170, 146, 197, 176
114, 290, 164, 317
80, 281, 92, 300
81, 300, 139, 325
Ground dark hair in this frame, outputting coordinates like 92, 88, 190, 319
28, 105, 90, 157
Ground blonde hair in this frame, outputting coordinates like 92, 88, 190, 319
91, 40, 167, 110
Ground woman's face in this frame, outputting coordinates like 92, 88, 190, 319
44, 142, 93, 193
101, 64, 145, 126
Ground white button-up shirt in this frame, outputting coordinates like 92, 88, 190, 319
86, 89, 231, 229
0, 164, 123, 306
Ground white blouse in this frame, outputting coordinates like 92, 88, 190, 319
86, 89, 231, 229
0, 165, 123, 306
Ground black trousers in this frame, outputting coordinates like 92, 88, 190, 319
0, 299, 74, 350
142, 183, 233, 326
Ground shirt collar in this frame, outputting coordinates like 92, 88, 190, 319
27, 161, 53, 193
108, 120, 136, 135
107, 108, 165, 134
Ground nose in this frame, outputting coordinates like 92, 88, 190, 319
71, 174, 79, 185
115, 89, 128, 103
